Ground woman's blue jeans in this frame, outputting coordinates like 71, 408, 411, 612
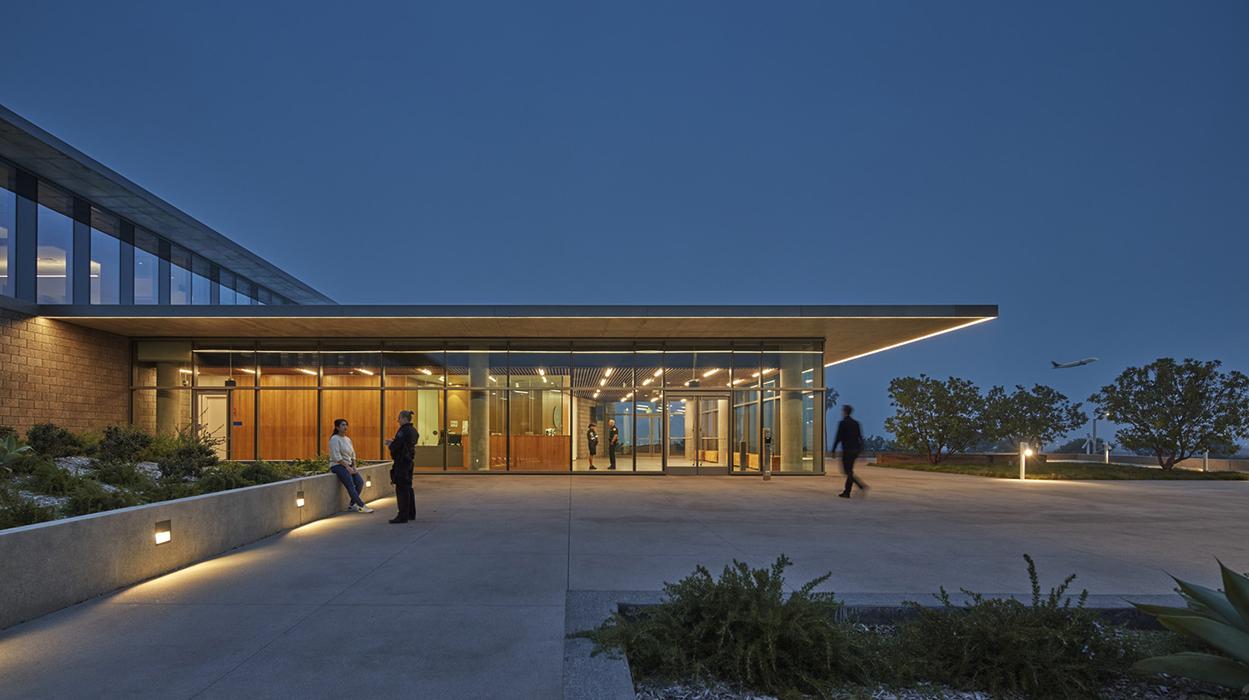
330, 464, 366, 507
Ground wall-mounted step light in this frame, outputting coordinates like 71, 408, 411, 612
295, 491, 306, 508
365, 477, 372, 488
154, 520, 172, 545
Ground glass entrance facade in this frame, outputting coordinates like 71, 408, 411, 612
132, 339, 824, 473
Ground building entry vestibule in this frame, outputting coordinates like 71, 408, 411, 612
664, 390, 730, 474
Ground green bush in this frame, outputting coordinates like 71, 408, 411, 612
891, 555, 1133, 699
97, 425, 153, 463
0, 425, 17, 441
0, 487, 57, 529
156, 428, 219, 481
197, 462, 253, 493
239, 460, 301, 485
64, 481, 142, 517
26, 423, 86, 458
20, 457, 81, 496
91, 459, 156, 490
579, 555, 865, 696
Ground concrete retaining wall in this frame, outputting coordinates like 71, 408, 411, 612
0, 462, 393, 630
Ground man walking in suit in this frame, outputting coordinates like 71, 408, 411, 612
832, 404, 868, 498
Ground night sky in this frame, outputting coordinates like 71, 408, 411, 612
4, 1, 1246, 439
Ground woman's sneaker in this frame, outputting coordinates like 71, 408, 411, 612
358, 505, 375, 514
348, 503, 362, 512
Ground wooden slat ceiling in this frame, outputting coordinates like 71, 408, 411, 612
48, 314, 994, 366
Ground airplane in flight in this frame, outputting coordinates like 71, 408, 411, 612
1051, 357, 1098, 369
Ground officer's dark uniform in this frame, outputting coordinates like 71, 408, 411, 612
388, 422, 418, 521
608, 423, 619, 470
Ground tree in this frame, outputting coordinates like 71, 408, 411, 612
983, 384, 1087, 451
862, 435, 897, 453
884, 375, 985, 464
1088, 358, 1249, 470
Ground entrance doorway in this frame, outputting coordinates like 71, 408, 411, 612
665, 391, 729, 474
196, 391, 230, 460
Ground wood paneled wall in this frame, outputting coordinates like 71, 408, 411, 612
257, 375, 316, 460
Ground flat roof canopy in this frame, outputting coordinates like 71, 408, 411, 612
38, 304, 996, 366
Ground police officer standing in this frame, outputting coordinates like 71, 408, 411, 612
607, 418, 619, 470
385, 410, 418, 522
586, 421, 599, 470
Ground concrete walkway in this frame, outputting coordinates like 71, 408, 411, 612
1, 467, 1246, 699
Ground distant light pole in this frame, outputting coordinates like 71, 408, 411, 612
1092, 411, 1111, 457
1019, 442, 1033, 480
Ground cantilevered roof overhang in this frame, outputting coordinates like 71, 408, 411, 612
0, 105, 333, 305
37, 304, 997, 367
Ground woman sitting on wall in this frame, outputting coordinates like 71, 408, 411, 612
329, 419, 373, 513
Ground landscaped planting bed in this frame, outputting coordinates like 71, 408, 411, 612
578, 556, 1248, 699
0, 423, 330, 530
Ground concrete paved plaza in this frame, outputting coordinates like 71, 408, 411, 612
1, 467, 1246, 699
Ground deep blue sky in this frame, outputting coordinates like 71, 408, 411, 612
4, 1, 1247, 439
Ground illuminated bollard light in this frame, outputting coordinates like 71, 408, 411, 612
296, 490, 305, 508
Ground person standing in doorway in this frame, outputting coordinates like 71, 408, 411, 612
385, 410, 418, 523
587, 421, 599, 470
607, 418, 619, 470
833, 405, 867, 498
329, 419, 373, 513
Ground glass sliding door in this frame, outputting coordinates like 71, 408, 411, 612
664, 392, 729, 474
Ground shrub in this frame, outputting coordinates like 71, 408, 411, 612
25, 423, 85, 458
0, 425, 16, 441
288, 456, 330, 474
64, 481, 142, 517
0, 487, 57, 529
239, 460, 301, 485
891, 555, 1133, 699
20, 457, 81, 496
197, 462, 252, 493
156, 427, 219, 481
97, 425, 153, 463
579, 555, 865, 696
91, 459, 156, 490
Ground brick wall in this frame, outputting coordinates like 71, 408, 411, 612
0, 308, 130, 435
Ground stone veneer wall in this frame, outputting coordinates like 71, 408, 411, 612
0, 308, 130, 434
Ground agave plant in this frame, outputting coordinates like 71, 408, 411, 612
0, 434, 34, 474
1132, 561, 1249, 692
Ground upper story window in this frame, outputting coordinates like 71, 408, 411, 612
0, 163, 15, 298
90, 207, 122, 304
170, 245, 191, 305
133, 228, 160, 304
36, 183, 73, 304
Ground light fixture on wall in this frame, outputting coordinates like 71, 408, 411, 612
365, 477, 372, 488
154, 520, 172, 545
295, 490, 305, 508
